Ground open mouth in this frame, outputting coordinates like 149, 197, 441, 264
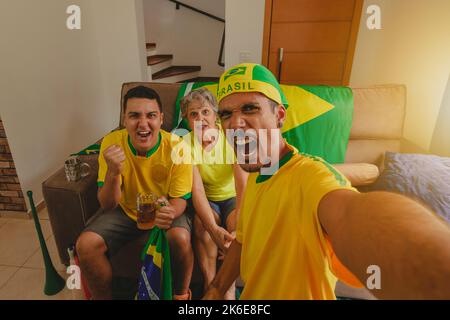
234, 135, 258, 160
136, 130, 152, 141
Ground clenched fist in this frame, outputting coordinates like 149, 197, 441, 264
103, 144, 126, 176
154, 197, 175, 230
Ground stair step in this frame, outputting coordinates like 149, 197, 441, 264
147, 55, 173, 66
146, 42, 156, 50
179, 77, 220, 83
153, 66, 201, 80
148, 60, 172, 76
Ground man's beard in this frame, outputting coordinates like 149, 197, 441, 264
239, 160, 273, 173
239, 163, 261, 173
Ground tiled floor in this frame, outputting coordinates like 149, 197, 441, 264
0, 208, 81, 300
0, 208, 376, 300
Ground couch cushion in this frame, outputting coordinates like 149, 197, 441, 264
345, 139, 401, 166
350, 85, 406, 140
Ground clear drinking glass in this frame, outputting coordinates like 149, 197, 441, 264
64, 156, 90, 182
136, 192, 158, 230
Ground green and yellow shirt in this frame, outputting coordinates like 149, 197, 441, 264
236, 143, 362, 299
97, 129, 192, 221
188, 126, 236, 202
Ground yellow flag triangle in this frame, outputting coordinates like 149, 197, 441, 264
280, 85, 334, 133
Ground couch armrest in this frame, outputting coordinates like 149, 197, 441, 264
333, 163, 380, 187
42, 155, 100, 265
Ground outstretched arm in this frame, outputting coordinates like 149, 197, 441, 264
203, 240, 242, 299
319, 190, 450, 299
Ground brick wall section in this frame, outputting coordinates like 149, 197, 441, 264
0, 117, 27, 212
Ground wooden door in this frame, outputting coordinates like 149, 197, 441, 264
262, 0, 363, 86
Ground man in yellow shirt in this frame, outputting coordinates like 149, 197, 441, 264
76, 86, 193, 300
204, 63, 450, 299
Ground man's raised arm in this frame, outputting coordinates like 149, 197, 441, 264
98, 145, 125, 209
319, 190, 450, 299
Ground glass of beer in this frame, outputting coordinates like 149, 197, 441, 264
136, 192, 158, 230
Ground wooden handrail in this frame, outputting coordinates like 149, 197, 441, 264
168, 0, 225, 23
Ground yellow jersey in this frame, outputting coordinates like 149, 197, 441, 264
97, 129, 192, 221
236, 143, 361, 299
189, 127, 236, 201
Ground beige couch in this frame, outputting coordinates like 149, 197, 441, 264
42, 82, 407, 299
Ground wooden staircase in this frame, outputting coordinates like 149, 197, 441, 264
146, 42, 217, 83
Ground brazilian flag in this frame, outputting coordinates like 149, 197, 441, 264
280, 85, 354, 164
136, 227, 172, 300
174, 83, 353, 164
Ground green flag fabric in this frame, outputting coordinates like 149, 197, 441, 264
71, 143, 100, 156
136, 227, 172, 300
174, 82, 354, 164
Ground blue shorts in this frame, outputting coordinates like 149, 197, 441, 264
208, 197, 236, 227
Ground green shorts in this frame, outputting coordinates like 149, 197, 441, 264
84, 203, 194, 257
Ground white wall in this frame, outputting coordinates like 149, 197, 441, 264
143, 0, 225, 77
225, 0, 265, 69
350, 0, 450, 151
0, 0, 147, 209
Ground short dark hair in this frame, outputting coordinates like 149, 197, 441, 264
123, 86, 162, 112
